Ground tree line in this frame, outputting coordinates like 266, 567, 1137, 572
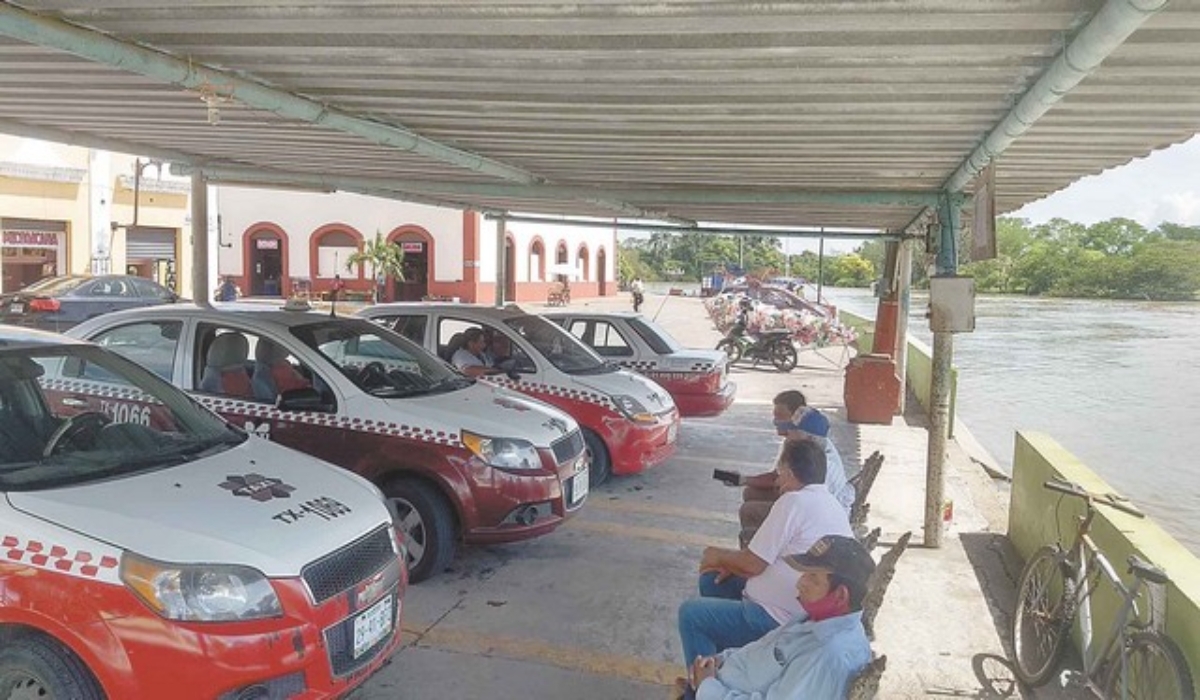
618, 218, 1200, 301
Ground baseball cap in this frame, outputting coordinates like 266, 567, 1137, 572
794, 407, 830, 439
784, 535, 876, 606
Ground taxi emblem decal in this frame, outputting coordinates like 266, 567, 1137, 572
220, 473, 296, 502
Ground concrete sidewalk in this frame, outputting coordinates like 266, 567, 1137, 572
565, 291, 1045, 698
355, 290, 1076, 699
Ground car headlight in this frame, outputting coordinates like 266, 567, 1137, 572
613, 394, 656, 423
461, 430, 541, 470
121, 552, 282, 622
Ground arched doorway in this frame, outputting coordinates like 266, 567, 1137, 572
577, 244, 590, 282
504, 236, 517, 302
597, 248, 607, 295
388, 228, 432, 302
245, 225, 287, 297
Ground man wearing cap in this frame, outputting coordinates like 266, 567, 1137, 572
678, 535, 875, 700
735, 390, 855, 545
678, 440, 852, 671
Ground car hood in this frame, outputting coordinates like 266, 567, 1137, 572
377, 381, 579, 447
6, 439, 390, 577
572, 369, 676, 413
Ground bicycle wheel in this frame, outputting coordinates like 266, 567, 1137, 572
1011, 545, 1077, 686
1104, 631, 1195, 700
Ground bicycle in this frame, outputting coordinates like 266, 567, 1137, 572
1011, 478, 1195, 699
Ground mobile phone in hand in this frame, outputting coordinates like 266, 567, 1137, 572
712, 469, 742, 487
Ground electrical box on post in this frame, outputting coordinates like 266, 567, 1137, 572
928, 276, 975, 333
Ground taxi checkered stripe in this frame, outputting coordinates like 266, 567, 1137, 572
484, 377, 618, 411
619, 360, 718, 373
197, 396, 462, 446
1, 534, 119, 580
618, 360, 658, 371
40, 377, 163, 404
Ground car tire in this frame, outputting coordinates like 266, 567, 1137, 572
385, 479, 456, 584
582, 428, 612, 487
0, 633, 104, 700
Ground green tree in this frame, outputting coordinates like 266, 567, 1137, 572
345, 232, 405, 302
829, 253, 876, 287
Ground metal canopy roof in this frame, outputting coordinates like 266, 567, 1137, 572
2, 0, 1199, 233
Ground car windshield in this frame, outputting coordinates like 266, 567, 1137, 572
0, 344, 244, 491
22, 276, 87, 295
628, 317, 683, 354
504, 314, 615, 375
291, 318, 470, 397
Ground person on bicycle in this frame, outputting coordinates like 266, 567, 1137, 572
674, 535, 875, 700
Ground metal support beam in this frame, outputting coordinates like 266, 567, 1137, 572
943, 0, 1168, 193
172, 164, 945, 212
923, 195, 961, 548
192, 171, 211, 309
494, 214, 507, 308
485, 213, 899, 241
0, 117, 196, 165
0, 3, 543, 187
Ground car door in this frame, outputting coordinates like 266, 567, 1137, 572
565, 319, 639, 361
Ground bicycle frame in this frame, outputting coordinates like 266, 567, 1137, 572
1063, 501, 1152, 690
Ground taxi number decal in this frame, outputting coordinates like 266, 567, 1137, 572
648, 371, 695, 382
272, 496, 353, 525
99, 400, 151, 426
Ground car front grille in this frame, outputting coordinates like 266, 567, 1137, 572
551, 429, 585, 465
301, 525, 394, 605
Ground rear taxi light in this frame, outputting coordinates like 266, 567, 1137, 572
29, 297, 60, 312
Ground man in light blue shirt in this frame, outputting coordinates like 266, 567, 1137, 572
679, 535, 875, 700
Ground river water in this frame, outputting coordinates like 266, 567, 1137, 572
823, 287, 1200, 555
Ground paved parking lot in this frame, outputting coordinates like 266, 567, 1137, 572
352, 293, 865, 699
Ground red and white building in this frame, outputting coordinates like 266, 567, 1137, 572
216, 186, 618, 304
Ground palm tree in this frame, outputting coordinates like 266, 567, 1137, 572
346, 232, 406, 303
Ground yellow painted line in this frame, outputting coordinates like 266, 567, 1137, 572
566, 518, 736, 549
587, 498, 738, 524
402, 620, 680, 686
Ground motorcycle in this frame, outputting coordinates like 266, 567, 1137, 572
716, 312, 798, 372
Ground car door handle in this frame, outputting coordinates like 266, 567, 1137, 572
60, 396, 88, 408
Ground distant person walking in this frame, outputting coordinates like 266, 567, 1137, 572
214, 276, 240, 302
631, 277, 645, 313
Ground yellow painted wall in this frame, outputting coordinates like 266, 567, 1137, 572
1009, 432, 1200, 681
838, 309, 957, 435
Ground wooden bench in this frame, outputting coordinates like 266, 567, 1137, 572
861, 530, 913, 640
849, 451, 885, 534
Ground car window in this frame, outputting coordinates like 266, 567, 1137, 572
391, 315, 427, 345
195, 325, 329, 407
503, 314, 614, 375
579, 320, 634, 357
23, 276, 87, 295
130, 277, 172, 300
628, 317, 683, 354
291, 318, 469, 398
438, 318, 535, 372
87, 321, 181, 380
88, 278, 132, 297
0, 345, 243, 491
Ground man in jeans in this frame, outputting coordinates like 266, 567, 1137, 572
677, 535, 875, 699
677, 440, 852, 669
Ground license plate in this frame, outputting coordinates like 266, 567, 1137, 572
352, 593, 394, 658
572, 471, 589, 504
9, 302, 22, 314
667, 421, 678, 443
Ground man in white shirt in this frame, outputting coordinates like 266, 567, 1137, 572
677, 440, 852, 668
450, 328, 504, 378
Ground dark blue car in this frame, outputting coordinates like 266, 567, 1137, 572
0, 275, 179, 332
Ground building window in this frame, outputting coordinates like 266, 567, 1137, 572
529, 239, 545, 282
577, 244, 590, 282
314, 230, 360, 278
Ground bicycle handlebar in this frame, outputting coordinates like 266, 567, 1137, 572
1043, 479, 1145, 518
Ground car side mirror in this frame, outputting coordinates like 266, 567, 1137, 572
276, 387, 333, 412
506, 369, 521, 381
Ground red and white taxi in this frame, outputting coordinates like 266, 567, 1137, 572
358, 303, 680, 486
70, 305, 588, 583
0, 326, 405, 699
544, 311, 736, 417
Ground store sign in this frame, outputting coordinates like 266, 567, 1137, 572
2, 230, 60, 249
255, 238, 280, 250
400, 242, 424, 253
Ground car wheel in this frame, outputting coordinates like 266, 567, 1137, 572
582, 428, 612, 487
0, 633, 104, 700
385, 479, 456, 584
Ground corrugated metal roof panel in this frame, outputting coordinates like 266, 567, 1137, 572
1, 1, 1197, 230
